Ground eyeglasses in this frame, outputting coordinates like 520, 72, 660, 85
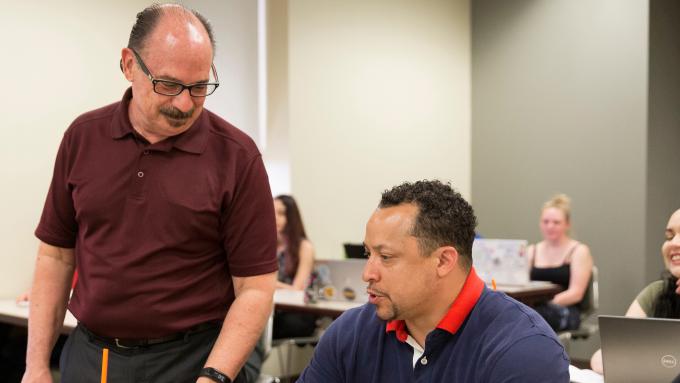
130, 48, 220, 97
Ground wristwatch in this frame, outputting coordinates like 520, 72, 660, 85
199, 367, 231, 383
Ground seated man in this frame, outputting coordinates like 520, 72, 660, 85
298, 180, 569, 382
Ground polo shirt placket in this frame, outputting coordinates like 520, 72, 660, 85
131, 148, 151, 200
386, 268, 485, 381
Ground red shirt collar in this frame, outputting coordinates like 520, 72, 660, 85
386, 267, 485, 342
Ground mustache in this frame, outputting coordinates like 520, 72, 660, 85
160, 106, 194, 120
367, 285, 389, 298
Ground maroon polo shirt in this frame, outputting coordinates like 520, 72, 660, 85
35, 88, 278, 338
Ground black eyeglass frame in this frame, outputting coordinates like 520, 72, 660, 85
128, 48, 220, 97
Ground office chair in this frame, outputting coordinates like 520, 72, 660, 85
260, 309, 321, 382
558, 265, 599, 353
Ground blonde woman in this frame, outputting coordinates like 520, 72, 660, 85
528, 194, 594, 331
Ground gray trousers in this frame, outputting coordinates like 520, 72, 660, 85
59, 324, 255, 383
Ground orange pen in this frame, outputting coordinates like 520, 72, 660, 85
491, 278, 497, 291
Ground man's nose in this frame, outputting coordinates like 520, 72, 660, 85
172, 89, 195, 113
362, 255, 378, 283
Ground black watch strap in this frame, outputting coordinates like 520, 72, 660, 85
199, 367, 231, 383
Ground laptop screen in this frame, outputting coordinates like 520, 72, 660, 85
472, 239, 529, 286
314, 259, 368, 303
599, 315, 680, 383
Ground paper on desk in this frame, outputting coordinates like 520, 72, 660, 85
274, 289, 306, 305
569, 365, 604, 383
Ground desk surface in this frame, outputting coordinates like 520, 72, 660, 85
498, 281, 563, 307
0, 299, 77, 334
273, 282, 562, 318
0, 282, 560, 331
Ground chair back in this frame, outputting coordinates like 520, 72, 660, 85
578, 265, 599, 320
262, 309, 274, 358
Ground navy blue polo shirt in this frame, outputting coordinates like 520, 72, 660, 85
297, 268, 570, 383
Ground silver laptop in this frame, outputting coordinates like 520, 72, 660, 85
599, 315, 680, 383
313, 259, 368, 303
472, 239, 529, 286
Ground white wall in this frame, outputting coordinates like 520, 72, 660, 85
285, 0, 471, 259
186, 0, 260, 143
0, 1, 260, 298
0, 1, 143, 298
264, 0, 292, 197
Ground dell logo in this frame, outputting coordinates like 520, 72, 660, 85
661, 355, 677, 369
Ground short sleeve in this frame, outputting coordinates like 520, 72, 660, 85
487, 335, 570, 383
635, 280, 664, 316
221, 154, 278, 277
297, 319, 345, 383
35, 132, 78, 248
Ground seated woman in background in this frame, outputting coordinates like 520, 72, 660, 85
590, 208, 680, 374
528, 194, 594, 331
273, 195, 318, 339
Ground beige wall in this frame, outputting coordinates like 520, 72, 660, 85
645, 0, 680, 282
0, 1, 260, 298
471, 0, 651, 358
285, 0, 471, 259
264, 0, 292, 196
1, 1, 143, 298
186, 0, 261, 143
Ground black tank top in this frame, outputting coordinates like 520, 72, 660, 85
529, 243, 579, 290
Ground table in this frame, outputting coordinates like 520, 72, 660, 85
273, 282, 562, 318
0, 282, 561, 330
0, 299, 77, 334
274, 299, 363, 319
498, 281, 563, 307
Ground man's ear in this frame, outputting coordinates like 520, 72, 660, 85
120, 48, 135, 82
436, 246, 459, 277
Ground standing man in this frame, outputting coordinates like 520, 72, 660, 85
298, 180, 570, 382
23, 4, 277, 383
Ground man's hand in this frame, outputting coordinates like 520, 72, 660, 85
200, 271, 276, 379
22, 242, 74, 383
21, 365, 53, 383
16, 289, 31, 304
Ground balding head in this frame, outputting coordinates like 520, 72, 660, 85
128, 3, 215, 56
121, 3, 218, 144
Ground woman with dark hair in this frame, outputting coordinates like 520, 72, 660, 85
590, 208, 680, 374
273, 195, 317, 338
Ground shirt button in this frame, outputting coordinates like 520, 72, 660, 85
143, 150, 150, 155
420, 357, 428, 366
137, 171, 144, 178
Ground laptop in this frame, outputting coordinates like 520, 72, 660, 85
343, 243, 366, 259
471, 239, 529, 286
313, 259, 368, 303
599, 315, 680, 383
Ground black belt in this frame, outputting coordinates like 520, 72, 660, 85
80, 321, 222, 349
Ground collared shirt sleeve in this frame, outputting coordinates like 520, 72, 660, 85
35, 131, 77, 248
221, 153, 278, 276
297, 319, 345, 383
486, 334, 570, 383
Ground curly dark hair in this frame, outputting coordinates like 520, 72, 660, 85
653, 271, 680, 318
379, 180, 477, 270
128, 3, 216, 54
